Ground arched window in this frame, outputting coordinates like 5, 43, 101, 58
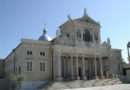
83, 30, 92, 42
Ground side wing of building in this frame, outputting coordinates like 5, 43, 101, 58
4, 39, 53, 81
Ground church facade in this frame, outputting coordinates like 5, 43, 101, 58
3, 9, 123, 84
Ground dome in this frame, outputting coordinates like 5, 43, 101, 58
38, 28, 52, 41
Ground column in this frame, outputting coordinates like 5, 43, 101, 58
82, 54, 87, 80
63, 56, 66, 79
99, 55, 104, 79
71, 55, 74, 80
88, 57, 91, 79
53, 53, 56, 80
94, 56, 99, 79
76, 54, 80, 80
109, 54, 115, 78
66, 56, 68, 80
54, 51, 62, 81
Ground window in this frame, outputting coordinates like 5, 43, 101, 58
40, 52, 45, 56
67, 33, 70, 38
19, 66, 21, 74
40, 62, 45, 71
83, 30, 92, 42
27, 51, 33, 55
27, 61, 32, 71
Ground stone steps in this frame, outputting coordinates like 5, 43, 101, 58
38, 78, 126, 90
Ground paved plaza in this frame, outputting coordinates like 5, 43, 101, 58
65, 84, 130, 90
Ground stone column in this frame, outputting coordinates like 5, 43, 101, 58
99, 55, 104, 79
63, 56, 66, 79
76, 54, 80, 80
66, 56, 68, 80
54, 51, 62, 81
94, 56, 99, 79
88, 57, 91, 78
82, 54, 87, 80
53, 52, 56, 80
71, 55, 74, 80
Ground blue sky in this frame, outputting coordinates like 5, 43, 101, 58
0, 0, 130, 63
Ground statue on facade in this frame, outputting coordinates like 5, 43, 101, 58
127, 42, 130, 56
56, 28, 61, 38
107, 38, 111, 45
68, 14, 72, 20
43, 28, 47, 35
107, 38, 111, 49
127, 42, 130, 64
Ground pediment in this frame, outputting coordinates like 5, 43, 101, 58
75, 16, 99, 25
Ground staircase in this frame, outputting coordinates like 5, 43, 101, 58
38, 78, 128, 90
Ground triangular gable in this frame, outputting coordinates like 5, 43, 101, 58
75, 16, 99, 25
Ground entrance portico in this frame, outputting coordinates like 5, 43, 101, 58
53, 48, 110, 81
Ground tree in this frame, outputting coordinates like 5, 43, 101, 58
17, 76, 24, 90
9, 75, 24, 90
9, 75, 17, 90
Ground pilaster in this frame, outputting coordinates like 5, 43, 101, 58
53, 51, 63, 81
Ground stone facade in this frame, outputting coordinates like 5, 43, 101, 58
52, 9, 123, 80
4, 39, 52, 81
2, 9, 123, 86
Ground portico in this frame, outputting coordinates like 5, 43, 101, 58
53, 46, 111, 81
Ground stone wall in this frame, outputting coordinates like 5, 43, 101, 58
0, 79, 10, 90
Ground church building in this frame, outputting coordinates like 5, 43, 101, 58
2, 9, 123, 87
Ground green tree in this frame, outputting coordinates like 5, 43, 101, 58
9, 75, 17, 90
17, 76, 24, 90
9, 75, 24, 90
